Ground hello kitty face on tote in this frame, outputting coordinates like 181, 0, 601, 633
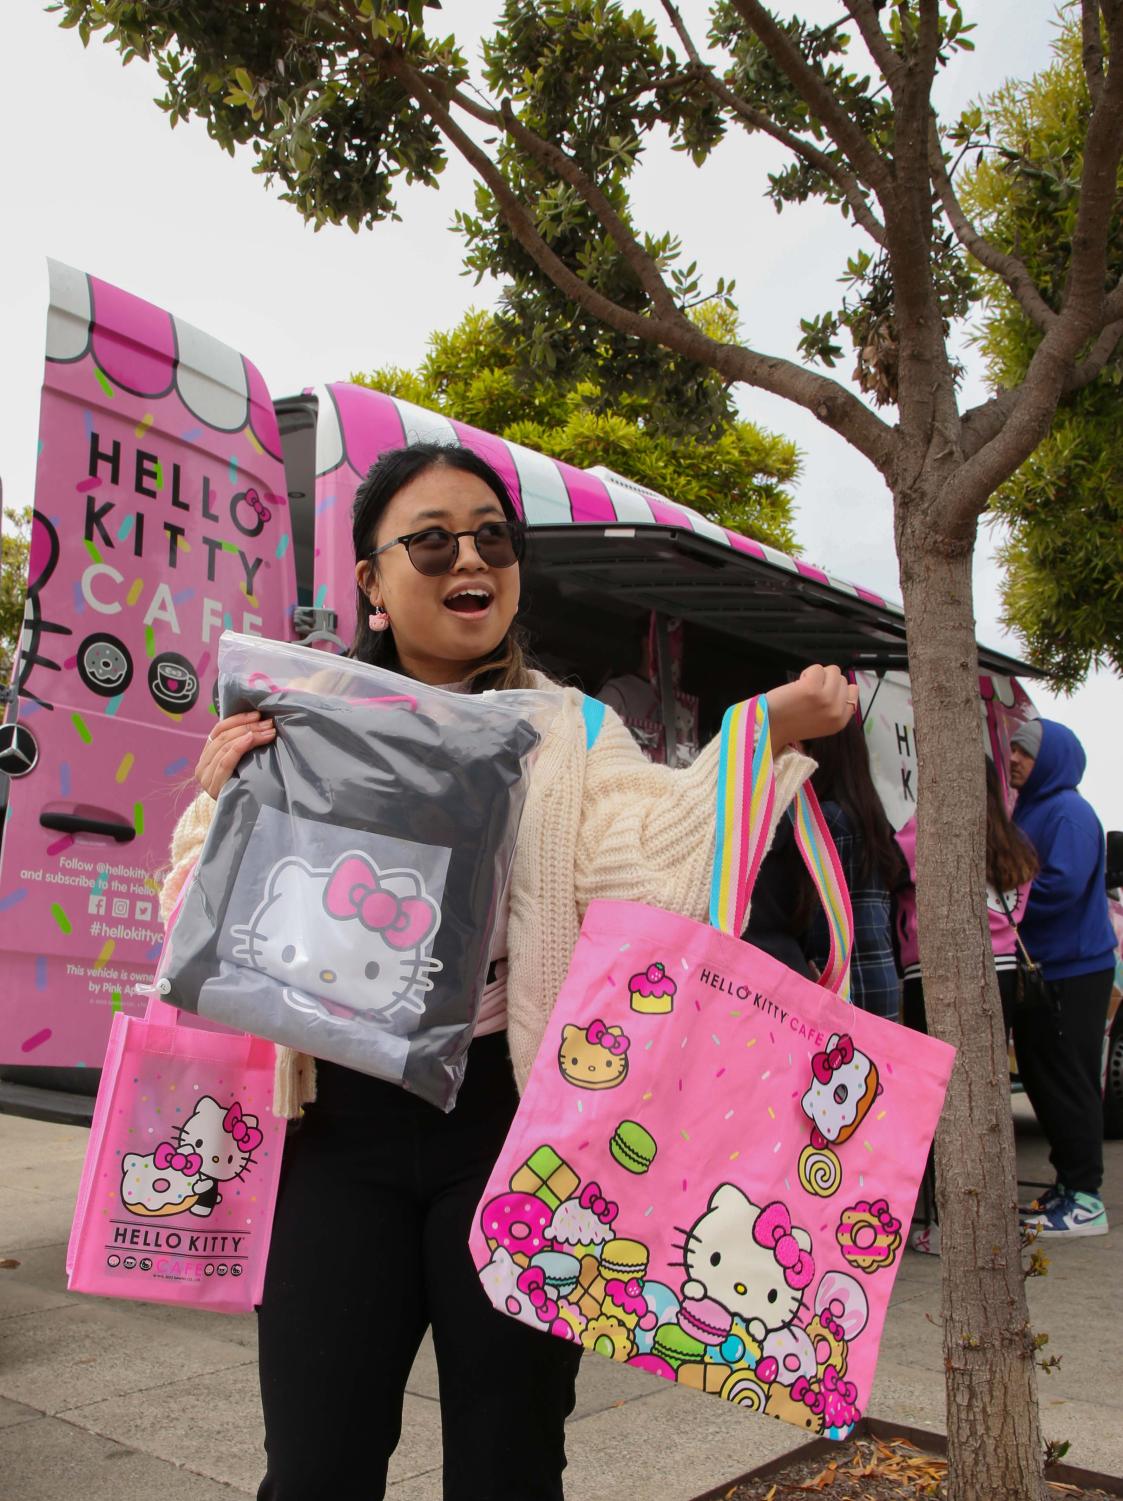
677, 1184, 815, 1344
178, 1095, 261, 1183
229, 849, 442, 1023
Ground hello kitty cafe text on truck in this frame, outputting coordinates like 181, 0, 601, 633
0, 258, 1045, 1120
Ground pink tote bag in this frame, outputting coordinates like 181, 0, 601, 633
470, 699, 955, 1438
67, 991, 284, 1314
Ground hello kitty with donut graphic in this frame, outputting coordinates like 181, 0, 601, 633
800, 1033, 880, 1150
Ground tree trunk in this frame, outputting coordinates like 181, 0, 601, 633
896, 496, 1045, 1501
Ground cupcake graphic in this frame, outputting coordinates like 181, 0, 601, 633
546, 1181, 619, 1259
628, 962, 677, 1014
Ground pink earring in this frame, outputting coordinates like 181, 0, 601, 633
368, 607, 391, 633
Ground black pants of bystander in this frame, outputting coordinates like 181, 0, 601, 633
1012, 967, 1114, 1196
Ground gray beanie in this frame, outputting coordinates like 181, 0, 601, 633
1011, 719, 1043, 758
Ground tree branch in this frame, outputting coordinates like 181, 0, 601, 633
1058, 5, 1123, 325
944, 309, 1123, 525
657, 1, 886, 243
842, 0, 904, 88
700, 66, 887, 244
497, 101, 687, 324
1065, 317, 1123, 391
439, 78, 687, 326
660, 0, 704, 64
1082, 0, 1106, 109
729, 0, 893, 198
384, 56, 898, 476
928, 119, 1057, 334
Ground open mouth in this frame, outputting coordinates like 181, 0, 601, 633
443, 588, 493, 617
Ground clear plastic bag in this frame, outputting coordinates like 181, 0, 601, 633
156, 633, 558, 1110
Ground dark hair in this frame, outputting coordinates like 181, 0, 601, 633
804, 716, 907, 892
985, 756, 1038, 891
349, 443, 533, 691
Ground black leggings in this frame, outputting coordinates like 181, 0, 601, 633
1012, 967, 1113, 1195
256, 1033, 582, 1500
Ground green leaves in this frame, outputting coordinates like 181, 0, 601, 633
351, 305, 800, 547
962, 18, 1123, 687
0, 507, 32, 686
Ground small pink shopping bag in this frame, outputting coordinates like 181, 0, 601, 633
471, 699, 955, 1438
67, 993, 284, 1314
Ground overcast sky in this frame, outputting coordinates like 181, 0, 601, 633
1, 2, 1118, 827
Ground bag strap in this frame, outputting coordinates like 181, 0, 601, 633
710, 697, 853, 1000
791, 782, 854, 1000
581, 694, 606, 751
995, 885, 1040, 973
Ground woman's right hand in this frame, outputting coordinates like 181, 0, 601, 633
194, 712, 276, 800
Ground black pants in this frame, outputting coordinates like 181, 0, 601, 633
901, 968, 1018, 1225
1012, 967, 1113, 1195
256, 1033, 582, 1500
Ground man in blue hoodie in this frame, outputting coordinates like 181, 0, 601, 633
1010, 718, 1115, 1238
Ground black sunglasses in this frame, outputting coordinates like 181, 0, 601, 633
366, 520, 525, 577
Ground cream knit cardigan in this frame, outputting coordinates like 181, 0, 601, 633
159, 673, 812, 1117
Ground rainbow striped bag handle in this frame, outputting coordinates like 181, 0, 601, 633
710, 696, 853, 1000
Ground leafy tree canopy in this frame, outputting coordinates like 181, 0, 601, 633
964, 19, 1123, 690
1, 508, 31, 686
353, 303, 800, 549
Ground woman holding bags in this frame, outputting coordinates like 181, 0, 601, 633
161, 441, 855, 1501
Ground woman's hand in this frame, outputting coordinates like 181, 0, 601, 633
766, 665, 857, 753
194, 711, 275, 800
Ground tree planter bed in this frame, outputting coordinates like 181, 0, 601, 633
691, 1420, 1123, 1501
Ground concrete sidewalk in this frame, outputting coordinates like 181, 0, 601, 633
1, 1098, 1119, 1501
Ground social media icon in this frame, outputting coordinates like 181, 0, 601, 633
112, 898, 129, 918
135, 900, 153, 921
88, 894, 106, 915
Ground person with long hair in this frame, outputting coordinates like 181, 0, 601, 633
160, 442, 856, 1501
896, 754, 1038, 1254
746, 717, 906, 1015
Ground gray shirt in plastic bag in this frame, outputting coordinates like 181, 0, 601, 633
156, 634, 556, 1111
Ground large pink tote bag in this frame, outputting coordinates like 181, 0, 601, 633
67, 991, 284, 1315
470, 699, 955, 1438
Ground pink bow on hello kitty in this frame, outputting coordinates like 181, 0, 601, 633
516, 1266, 558, 1324
811, 1033, 854, 1084
586, 1019, 629, 1055
790, 1377, 827, 1415
323, 855, 436, 951
154, 1142, 202, 1176
222, 1102, 263, 1155
579, 1181, 618, 1224
753, 1202, 815, 1291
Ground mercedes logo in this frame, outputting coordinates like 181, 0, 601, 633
0, 723, 39, 778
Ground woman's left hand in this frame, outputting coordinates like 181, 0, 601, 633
766, 665, 857, 752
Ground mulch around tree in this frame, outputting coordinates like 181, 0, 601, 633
715, 1435, 1117, 1500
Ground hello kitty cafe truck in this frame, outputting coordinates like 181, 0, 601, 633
0, 259, 1073, 1127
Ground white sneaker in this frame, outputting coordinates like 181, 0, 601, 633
908, 1223, 941, 1256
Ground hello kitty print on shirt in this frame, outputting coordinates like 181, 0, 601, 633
177, 1095, 262, 1219
230, 848, 442, 1028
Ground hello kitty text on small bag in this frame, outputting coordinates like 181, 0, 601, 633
67, 991, 284, 1314
470, 698, 955, 1438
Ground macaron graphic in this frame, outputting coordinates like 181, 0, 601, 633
609, 1120, 658, 1175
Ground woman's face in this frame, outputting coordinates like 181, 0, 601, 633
354, 463, 521, 685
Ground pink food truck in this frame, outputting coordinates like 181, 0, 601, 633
0, 260, 1074, 1122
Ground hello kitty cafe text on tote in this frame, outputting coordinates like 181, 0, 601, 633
471, 699, 956, 1440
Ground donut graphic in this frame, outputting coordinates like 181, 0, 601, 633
77, 632, 133, 697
